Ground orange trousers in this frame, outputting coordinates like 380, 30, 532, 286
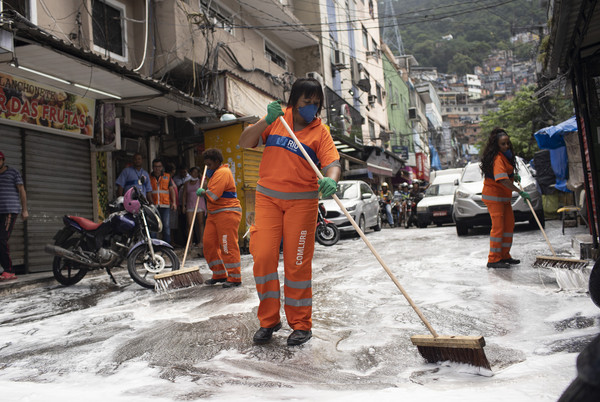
250, 193, 318, 331
483, 201, 514, 263
204, 211, 242, 283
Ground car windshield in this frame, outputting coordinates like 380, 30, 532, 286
462, 164, 484, 183
332, 182, 358, 200
425, 183, 456, 196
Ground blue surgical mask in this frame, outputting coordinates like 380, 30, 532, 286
502, 150, 513, 160
206, 169, 215, 178
298, 104, 318, 123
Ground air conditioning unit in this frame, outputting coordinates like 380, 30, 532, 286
331, 50, 347, 69
306, 71, 324, 87
408, 107, 418, 120
122, 137, 140, 154
368, 95, 377, 104
365, 50, 378, 58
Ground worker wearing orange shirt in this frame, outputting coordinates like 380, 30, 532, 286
196, 148, 242, 288
239, 78, 341, 346
480, 128, 530, 269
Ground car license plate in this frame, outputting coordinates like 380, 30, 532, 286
433, 211, 447, 217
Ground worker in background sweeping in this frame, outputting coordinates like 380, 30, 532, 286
480, 128, 531, 269
239, 77, 341, 346
196, 148, 242, 288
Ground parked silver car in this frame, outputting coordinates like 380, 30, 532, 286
320, 180, 382, 234
452, 157, 544, 236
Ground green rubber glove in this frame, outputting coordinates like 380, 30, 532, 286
318, 177, 337, 197
514, 173, 521, 183
519, 191, 531, 202
265, 100, 284, 125
196, 188, 206, 197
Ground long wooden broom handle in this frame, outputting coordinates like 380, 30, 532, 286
181, 165, 208, 269
278, 116, 439, 337
517, 182, 556, 256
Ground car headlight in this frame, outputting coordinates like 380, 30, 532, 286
346, 204, 356, 211
455, 190, 470, 199
417, 206, 428, 212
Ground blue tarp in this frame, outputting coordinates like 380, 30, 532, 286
533, 116, 577, 192
429, 144, 442, 171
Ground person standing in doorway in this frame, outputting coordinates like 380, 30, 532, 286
149, 158, 177, 244
115, 152, 152, 203
239, 77, 341, 346
197, 149, 242, 288
480, 128, 530, 269
0, 151, 28, 281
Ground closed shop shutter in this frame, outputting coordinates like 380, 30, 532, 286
0, 126, 25, 267
25, 131, 93, 272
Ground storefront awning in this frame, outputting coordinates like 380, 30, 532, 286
367, 162, 393, 177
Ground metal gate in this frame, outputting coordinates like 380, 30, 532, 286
25, 131, 93, 272
0, 126, 25, 267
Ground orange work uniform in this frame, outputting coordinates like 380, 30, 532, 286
482, 153, 515, 263
203, 164, 242, 284
150, 173, 171, 207
250, 107, 340, 331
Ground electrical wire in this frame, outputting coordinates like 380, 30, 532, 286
133, 0, 149, 71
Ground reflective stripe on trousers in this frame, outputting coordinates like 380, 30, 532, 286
250, 192, 317, 331
483, 200, 514, 263
203, 210, 242, 282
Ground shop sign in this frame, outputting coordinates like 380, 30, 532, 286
0, 72, 95, 137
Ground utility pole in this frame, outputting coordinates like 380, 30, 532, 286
379, 0, 404, 56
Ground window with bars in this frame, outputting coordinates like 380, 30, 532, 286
92, 0, 127, 61
265, 42, 286, 69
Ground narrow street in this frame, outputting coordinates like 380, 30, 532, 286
0, 221, 598, 401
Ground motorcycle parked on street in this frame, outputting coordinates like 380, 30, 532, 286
316, 202, 340, 246
404, 195, 419, 228
45, 187, 180, 289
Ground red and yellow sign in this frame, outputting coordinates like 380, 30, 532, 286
0, 72, 95, 137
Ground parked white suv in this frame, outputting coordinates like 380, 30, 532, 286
452, 157, 544, 236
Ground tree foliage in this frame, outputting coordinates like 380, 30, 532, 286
479, 85, 574, 161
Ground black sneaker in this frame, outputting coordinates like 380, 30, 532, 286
287, 330, 312, 346
253, 322, 282, 344
222, 281, 241, 288
204, 278, 227, 285
487, 261, 511, 269
501, 258, 521, 265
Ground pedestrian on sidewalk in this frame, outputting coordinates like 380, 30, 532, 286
480, 128, 530, 269
197, 149, 242, 288
0, 151, 28, 281
239, 77, 341, 346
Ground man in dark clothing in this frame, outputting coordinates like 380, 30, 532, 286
0, 151, 28, 280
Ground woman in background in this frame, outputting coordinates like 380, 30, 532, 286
182, 166, 206, 256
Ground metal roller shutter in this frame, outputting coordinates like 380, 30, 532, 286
25, 131, 93, 272
0, 126, 25, 268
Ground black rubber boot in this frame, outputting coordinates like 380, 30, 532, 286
501, 258, 521, 265
253, 322, 282, 344
204, 278, 227, 285
487, 261, 511, 269
222, 281, 241, 288
287, 330, 312, 346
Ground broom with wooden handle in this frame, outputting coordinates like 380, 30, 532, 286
517, 183, 587, 269
154, 165, 208, 291
278, 116, 491, 370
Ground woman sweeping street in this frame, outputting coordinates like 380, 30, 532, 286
480, 128, 531, 269
196, 149, 242, 288
239, 77, 341, 346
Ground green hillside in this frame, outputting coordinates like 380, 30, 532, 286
380, 0, 546, 74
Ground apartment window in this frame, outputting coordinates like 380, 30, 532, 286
362, 26, 369, 49
376, 84, 382, 105
92, 0, 127, 61
200, 0, 234, 34
1, 0, 30, 19
265, 42, 286, 69
368, 119, 375, 140
371, 39, 379, 59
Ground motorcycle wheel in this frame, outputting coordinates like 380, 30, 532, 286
52, 237, 89, 286
316, 223, 340, 246
127, 245, 180, 289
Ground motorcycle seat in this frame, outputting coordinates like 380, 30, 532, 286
68, 216, 102, 231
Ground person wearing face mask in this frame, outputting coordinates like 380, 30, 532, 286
239, 77, 341, 346
480, 128, 530, 269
